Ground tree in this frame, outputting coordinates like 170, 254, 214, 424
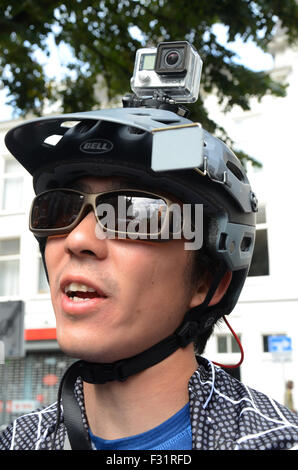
1, 0, 298, 165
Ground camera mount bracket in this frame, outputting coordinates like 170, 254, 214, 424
122, 90, 190, 118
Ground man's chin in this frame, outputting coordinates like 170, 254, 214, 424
57, 340, 123, 364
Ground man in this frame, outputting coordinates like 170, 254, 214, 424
285, 381, 296, 412
0, 105, 297, 451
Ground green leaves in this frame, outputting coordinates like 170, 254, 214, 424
1, 0, 298, 164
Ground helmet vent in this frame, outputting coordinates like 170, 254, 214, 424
75, 121, 98, 134
60, 121, 81, 128
219, 233, 228, 251
226, 161, 245, 182
127, 126, 146, 135
152, 118, 180, 125
241, 236, 252, 252
43, 134, 63, 146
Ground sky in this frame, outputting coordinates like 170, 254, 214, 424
0, 23, 275, 122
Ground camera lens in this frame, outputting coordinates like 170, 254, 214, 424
165, 50, 180, 66
155, 43, 188, 76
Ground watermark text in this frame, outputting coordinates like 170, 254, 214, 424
94, 199, 203, 250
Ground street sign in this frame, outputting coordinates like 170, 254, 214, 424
268, 335, 292, 362
0, 400, 38, 414
268, 335, 292, 352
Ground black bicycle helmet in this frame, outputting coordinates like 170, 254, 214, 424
5, 105, 257, 318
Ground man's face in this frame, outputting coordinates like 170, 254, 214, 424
45, 177, 204, 363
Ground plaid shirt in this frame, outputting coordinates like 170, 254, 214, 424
1, 356, 297, 450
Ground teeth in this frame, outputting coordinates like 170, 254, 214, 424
64, 282, 97, 294
72, 296, 91, 302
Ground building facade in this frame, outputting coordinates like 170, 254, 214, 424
204, 30, 298, 408
0, 118, 75, 429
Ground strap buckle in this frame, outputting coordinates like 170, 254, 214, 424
112, 360, 127, 382
176, 321, 198, 348
79, 360, 128, 384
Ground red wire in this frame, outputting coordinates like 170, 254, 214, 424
212, 316, 244, 369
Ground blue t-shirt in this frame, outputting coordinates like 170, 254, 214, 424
89, 402, 192, 450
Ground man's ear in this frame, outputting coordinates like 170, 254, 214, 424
188, 270, 232, 309
207, 270, 232, 306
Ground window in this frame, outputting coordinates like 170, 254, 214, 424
38, 256, 49, 294
0, 238, 20, 296
0, 157, 24, 212
217, 334, 241, 353
248, 202, 269, 276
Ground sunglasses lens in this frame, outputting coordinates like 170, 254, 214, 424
31, 190, 84, 230
96, 192, 168, 237
30, 189, 178, 240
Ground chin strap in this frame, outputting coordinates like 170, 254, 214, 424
78, 321, 199, 384
53, 322, 199, 450
182, 263, 228, 329
53, 264, 227, 449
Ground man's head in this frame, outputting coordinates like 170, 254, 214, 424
286, 381, 294, 390
5, 107, 256, 379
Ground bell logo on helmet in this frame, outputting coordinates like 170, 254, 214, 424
80, 139, 114, 154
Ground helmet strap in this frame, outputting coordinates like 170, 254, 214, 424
182, 262, 228, 331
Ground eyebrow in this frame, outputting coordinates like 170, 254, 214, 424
66, 177, 182, 202
65, 178, 180, 202
66, 178, 131, 193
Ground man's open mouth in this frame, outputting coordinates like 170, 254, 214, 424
64, 282, 106, 302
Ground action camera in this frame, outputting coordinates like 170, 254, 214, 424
130, 41, 203, 104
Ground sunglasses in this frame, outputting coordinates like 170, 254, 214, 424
29, 188, 185, 240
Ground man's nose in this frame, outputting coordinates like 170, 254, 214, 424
63, 211, 108, 259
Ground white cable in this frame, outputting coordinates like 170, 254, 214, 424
202, 359, 215, 409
